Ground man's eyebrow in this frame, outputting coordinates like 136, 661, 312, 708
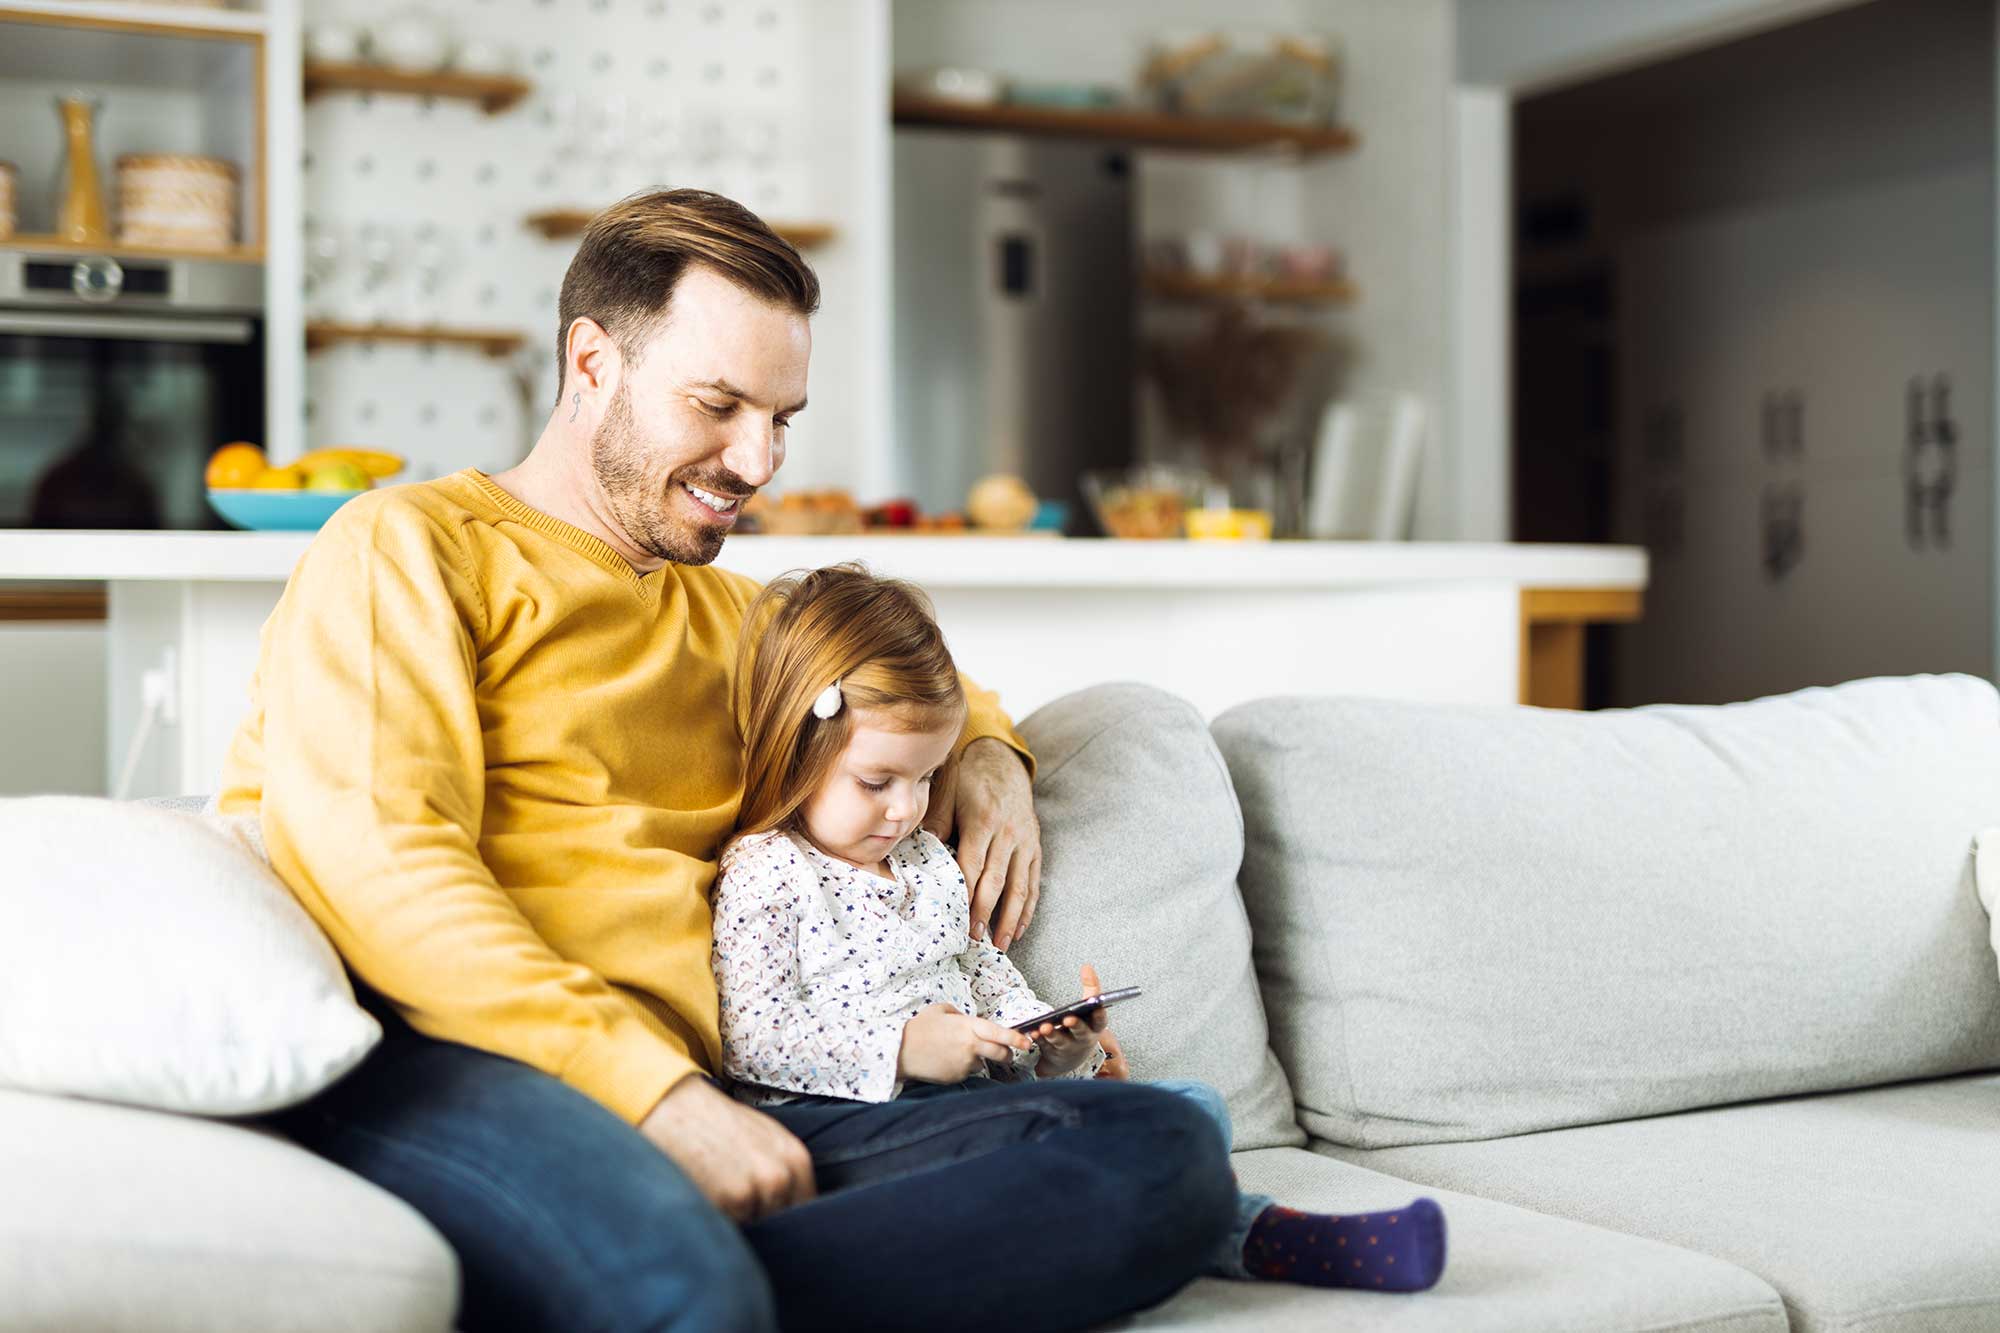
689, 378, 807, 415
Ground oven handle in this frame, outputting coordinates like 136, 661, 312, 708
0, 309, 254, 344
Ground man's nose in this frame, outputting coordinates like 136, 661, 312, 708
720, 418, 779, 489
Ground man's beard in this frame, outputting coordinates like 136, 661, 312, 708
589, 384, 747, 566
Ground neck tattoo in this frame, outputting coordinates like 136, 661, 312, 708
568, 392, 581, 423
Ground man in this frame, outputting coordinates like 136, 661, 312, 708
219, 190, 1233, 1332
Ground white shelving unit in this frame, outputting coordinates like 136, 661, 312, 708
0, 0, 268, 37
0, 0, 303, 462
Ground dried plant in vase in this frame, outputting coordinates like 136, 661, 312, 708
1140, 305, 1329, 483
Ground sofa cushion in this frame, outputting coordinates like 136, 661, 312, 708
1010, 683, 1302, 1150
1324, 1071, 2000, 1333
0, 1086, 456, 1333
1213, 675, 2000, 1147
1134, 1146, 1784, 1332
0, 796, 380, 1115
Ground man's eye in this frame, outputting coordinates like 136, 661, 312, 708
694, 399, 732, 416
774, 417, 792, 431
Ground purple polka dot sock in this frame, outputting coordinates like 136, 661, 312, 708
1241, 1198, 1446, 1292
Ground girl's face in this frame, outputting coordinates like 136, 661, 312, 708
798, 706, 961, 871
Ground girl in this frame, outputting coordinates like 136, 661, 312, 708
712, 563, 1446, 1293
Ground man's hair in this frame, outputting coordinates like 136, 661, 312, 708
555, 188, 821, 390
732, 563, 967, 844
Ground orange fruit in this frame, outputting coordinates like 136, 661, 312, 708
248, 465, 307, 490
205, 442, 267, 489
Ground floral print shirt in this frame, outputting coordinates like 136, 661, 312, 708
712, 827, 1101, 1105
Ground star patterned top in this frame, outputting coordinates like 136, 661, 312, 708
712, 826, 1102, 1105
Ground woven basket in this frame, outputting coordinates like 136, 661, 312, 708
116, 154, 238, 251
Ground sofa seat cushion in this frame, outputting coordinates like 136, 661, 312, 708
1132, 1147, 1784, 1331
0, 1087, 457, 1333
1322, 1072, 2000, 1333
1011, 683, 1303, 1150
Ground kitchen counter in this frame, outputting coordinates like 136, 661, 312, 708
0, 530, 1645, 590
0, 531, 1646, 799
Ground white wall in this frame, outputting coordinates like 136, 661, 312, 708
891, 0, 1460, 536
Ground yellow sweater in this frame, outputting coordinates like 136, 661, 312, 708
217, 469, 1030, 1124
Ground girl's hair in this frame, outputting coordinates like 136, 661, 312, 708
734, 563, 966, 839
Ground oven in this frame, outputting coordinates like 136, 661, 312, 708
0, 249, 263, 530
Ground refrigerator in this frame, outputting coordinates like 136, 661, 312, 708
891, 130, 1135, 524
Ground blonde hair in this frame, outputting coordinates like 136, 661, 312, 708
734, 564, 966, 840
556, 188, 821, 392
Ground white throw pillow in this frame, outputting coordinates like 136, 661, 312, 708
0, 796, 379, 1115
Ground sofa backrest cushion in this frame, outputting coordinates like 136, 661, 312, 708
1213, 674, 2000, 1148
1010, 683, 1303, 1150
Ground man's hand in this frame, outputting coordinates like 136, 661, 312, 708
924, 737, 1040, 950
898, 1002, 1032, 1084
1094, 1027, 1131, 1081
639, 1076, 816, 1223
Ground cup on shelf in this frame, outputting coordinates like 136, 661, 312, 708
370, 8, 454, 72
454, 39, 519, 77
354, 221, 402, 325
302, 23, 366, 65
303, 219, 344, 322
406, 223, 456, 325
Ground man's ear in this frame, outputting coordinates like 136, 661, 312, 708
563, 316, 620, 403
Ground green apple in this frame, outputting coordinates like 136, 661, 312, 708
305, 461, 373, 493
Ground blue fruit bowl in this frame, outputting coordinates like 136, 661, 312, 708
207, 488, 364, 532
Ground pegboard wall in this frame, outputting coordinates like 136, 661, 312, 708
301, 0, 851, 482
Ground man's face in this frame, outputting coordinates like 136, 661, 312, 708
589, 265, 811, 565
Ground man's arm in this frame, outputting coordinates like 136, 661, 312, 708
927, 676, 1041, 950
254, 500, 696, 1124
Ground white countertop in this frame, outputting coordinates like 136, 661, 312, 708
0, 530, 1648, 591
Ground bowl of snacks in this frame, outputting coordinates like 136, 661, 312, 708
1079, 465, 1208, 539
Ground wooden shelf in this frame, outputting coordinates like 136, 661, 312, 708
1142, 271, 1358, 305
302, 60, 531, 114
524, 209, 837, 249
305, 322, 526, 357
4, 234, 264, 264
892, 95, 1357, 156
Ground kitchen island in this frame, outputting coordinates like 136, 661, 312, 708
0, 532, 1645, 799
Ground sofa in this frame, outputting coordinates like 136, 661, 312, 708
7, 674, 2000, 1331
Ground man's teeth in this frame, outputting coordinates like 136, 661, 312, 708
683, 483, 738, 514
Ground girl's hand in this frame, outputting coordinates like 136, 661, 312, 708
1030, 1013, 1102, 1078
898, 1003, 1031, 1084
1030, 962, 1111, 1079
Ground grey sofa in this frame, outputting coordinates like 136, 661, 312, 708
8, 676, 1999, 1331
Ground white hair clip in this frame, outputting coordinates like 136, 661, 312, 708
811, 679, 844, 720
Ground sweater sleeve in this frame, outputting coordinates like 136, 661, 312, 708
957, 672, 1035, 781
253, 496, 700, 1124
712, 834, 908, 1102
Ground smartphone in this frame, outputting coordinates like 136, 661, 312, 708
1010, 985, 1143, 1034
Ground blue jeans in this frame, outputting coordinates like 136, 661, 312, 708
1149, 1078, 1275, 1279
265, 1004, 1236, 1333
